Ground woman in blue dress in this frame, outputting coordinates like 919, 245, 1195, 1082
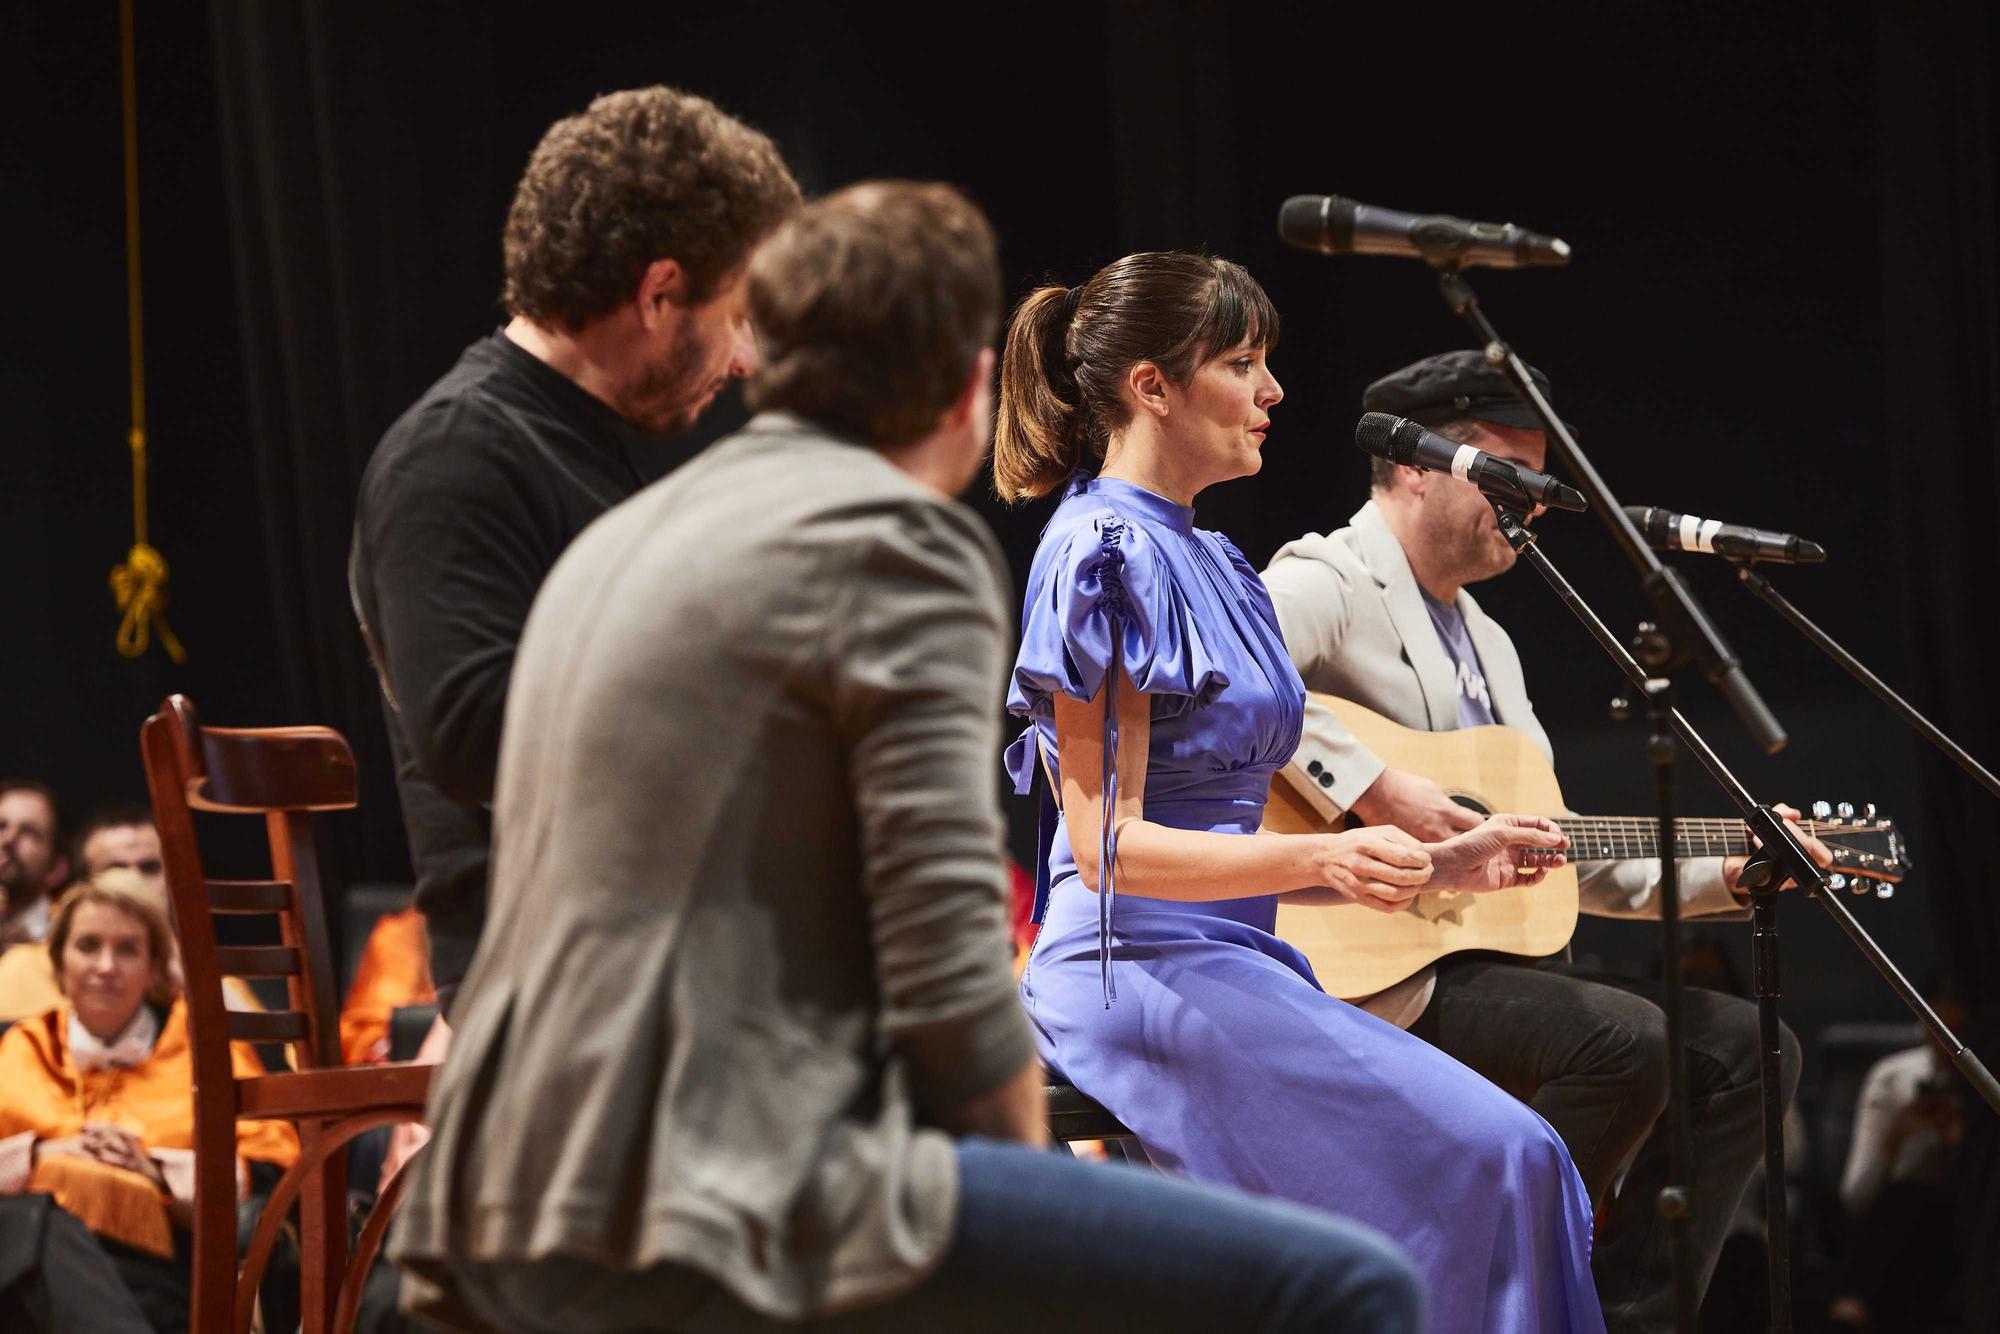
995, 252, 1605, 1333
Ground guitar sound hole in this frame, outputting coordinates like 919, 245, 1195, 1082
1450, 795, 1491, 816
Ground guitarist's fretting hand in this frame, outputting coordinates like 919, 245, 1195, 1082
1722, 803, 1834, 898
1349, 766, 1483, 842
1424, 815, 1570, 895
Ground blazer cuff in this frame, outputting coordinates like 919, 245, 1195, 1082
1281, 748, 1385, 824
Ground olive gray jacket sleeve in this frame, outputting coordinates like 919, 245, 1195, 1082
830, 501, 1035, 1116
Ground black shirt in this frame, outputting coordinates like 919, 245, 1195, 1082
351, 331, 646, 999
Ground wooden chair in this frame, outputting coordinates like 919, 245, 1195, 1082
141, 694, 432, 1334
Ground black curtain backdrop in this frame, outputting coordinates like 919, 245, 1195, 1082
1874, 6, 2000, 1321
6, 0, 1997, 1308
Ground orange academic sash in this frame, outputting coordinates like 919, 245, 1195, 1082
0, 1000, 298, 1256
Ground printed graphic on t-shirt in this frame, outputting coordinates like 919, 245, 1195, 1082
1422, 590, 1496, 729
1454, 658, 1492, 715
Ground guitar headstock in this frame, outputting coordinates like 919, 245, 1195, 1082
1806, 801, 1908, 898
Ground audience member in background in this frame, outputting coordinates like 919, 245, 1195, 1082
72, 803, 166, 899
0, 805, 267, 1029
350, 86, 801, 1021
0, 873, 299, 1332
391, 183, 1420, 1334
0, 780, 67, 950
1829, 978, 1968, 1332
339, 904, 434, 1065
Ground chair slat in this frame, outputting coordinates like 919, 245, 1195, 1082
215, 945, 302, 977
206, 879, 294, 912
236, 1063, 434, 1119
227, 1010, 311, 1043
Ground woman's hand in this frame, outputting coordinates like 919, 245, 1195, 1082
79, 1124, 169, 1192
1425, 815, 1568, 894
1311, 826, 1434, 913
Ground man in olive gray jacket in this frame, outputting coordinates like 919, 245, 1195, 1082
1265, 351, 1819, 1334
392, 183, 1419, 1334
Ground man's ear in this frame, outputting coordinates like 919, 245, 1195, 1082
47, 853, 69, 893
1126, 360, 1169, 419
635, 258, 689, 331
1398, 463, 1429, 497
943, 346, 997, 430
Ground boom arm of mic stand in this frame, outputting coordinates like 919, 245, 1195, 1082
1496, 505, 2000, 1121
1434, 268, 1788, 754
1733, 563, 2000, 801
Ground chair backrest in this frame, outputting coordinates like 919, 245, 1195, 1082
141, 694, 357, 1091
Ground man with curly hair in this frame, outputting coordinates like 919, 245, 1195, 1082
351, 87, 801, 1016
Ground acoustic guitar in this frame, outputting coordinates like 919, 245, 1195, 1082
1260, 695, 1908, 999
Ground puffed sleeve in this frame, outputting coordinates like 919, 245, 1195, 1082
1007, 513, 1229, 723
1005, 509, 1222, 1006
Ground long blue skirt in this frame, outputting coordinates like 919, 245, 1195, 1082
1025, 881, 1605, 1334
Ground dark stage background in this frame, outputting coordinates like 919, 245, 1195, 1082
6, 0, 1997, 1313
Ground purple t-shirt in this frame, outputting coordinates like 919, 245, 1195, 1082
1423, 589, 1495, 728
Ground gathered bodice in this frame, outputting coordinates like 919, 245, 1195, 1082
1006, 475, 1306, 955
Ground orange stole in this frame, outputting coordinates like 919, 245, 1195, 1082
338, 906, 434, 1065
0, 1000, 299, 1256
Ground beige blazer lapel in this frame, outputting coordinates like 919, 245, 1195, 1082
1353, 504, 1461, 731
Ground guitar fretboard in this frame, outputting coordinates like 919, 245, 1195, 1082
1562, 817, 1840, 861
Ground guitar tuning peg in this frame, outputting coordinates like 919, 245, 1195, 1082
1863, 802, 1877, 819
1812, 800, 1832, 819
1827, 873, 1849, 892
1836, 802, 1855, 818
1874, 882, 1895, 900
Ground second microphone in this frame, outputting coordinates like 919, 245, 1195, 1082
1355, 412, 1587, 514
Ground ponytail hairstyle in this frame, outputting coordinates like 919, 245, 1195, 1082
993, 251, 1280, 502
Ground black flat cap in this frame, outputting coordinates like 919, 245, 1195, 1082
1362, 349, 1558, 431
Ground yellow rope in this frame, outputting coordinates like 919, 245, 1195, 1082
110, 0, 184, 663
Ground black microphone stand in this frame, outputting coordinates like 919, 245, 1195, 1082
1483, 498, 1705, 1334
1435, 267, 2000, 1334
1730, 563, 2000, 802
1727, 560, 2000, 1089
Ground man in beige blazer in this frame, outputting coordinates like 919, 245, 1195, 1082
1265, 351, 1821, 1334
390, 183, 1420, 1334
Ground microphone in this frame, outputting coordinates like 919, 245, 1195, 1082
1279, 194, 1572, 270
1624, 506, 1827, 564
1356, 413, 1587, 513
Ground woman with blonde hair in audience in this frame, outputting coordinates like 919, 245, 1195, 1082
0, 871, 298, 1332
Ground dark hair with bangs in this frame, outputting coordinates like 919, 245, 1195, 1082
994, 252, 1279, 501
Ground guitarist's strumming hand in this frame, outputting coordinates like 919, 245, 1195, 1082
1424, 815, 1570, 895
1723, 804, 1833, 899
1348, 767, 1482, 842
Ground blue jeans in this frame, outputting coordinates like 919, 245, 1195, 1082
444, 1137, 1422, 1333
